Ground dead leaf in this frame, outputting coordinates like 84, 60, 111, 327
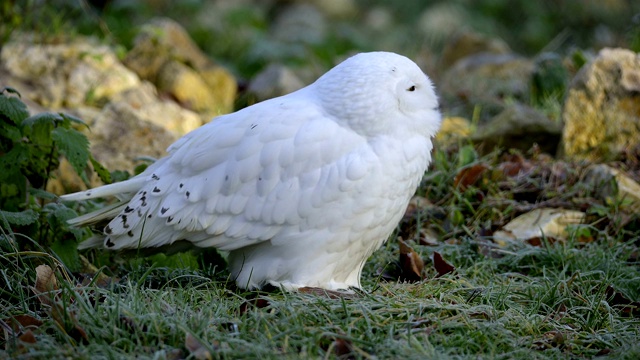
433, 251, 455, 277
524, 236, 558, 247
398, 238, 424, 282
238, 297, 271, 315
332, 337, 354, 358
454, 164, 489, 190
49, 304, 89, 342
498, 153, 533, 177
33, 265, 58, 306
185, 332, 213, 360
4, 315, 43, 334
606, 286, 640, 317
492, 208, 585, 246
417, 228, 440, 246
18, 329, 37, 344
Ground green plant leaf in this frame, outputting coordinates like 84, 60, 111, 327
61, 113, 89, 128
90, 154, 112, 184
28, 188, 58, 200
0, 121, 22, 143
51, 238, 81, 272
0, 209, 39, 226
1, 87, 22, 97
0, 93, 30, 125
52, 127, 90, 184
43, 202, 87, 242
0, 143, 30, 182
22, 112, 62, 147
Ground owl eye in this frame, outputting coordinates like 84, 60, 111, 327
407, 85, 416, 92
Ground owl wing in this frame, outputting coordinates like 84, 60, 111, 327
85, 93, 375, 251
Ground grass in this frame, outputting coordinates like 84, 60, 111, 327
2, 216, 639, 359
2, 1, 639, 357
2, 145, 640, 359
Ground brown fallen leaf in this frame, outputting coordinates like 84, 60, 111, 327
398, 238, 424, 282
454, 164, 489, 190
18, 329, 37, 344
498, 153, 533, 177
49, 305, 89, 342
433, 251, 455, 278
185, 332, 213, 360
605, 286, 640, 317
238, 297, 271, 315
332, 337, 354, 358
525, 236, 558, 247
33, 264, 58, 306
4, 314, 43, 333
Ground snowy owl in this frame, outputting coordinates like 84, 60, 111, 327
61, 52, 442, 291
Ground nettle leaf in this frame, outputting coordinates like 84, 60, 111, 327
43, 203, 87, 242
0, 92, 29, 125
0, 209, 39, 226
28, 188, 58, 201
90, 155, 112, 184
61, 113, 89, 129
0, 143, 30, 182
22, 112, 62, 147
0, 121, 22, 143
52, 127, 90, 183
2, 87, 22, 96
51, 238, 81, 272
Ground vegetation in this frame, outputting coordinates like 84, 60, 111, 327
1, 1, 639, 359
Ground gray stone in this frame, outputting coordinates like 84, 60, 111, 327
248, 64, 305, 101
440, 31, 511, 70
440, 53, 534, 121
472, 104, 562, 154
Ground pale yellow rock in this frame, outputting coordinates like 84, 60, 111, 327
157, 61, 219, 116
562, 48, 640, 161
435, 116, 472, 146
0, 35, 140, 108
493, 208, 585, 246
585, 164, 640, 212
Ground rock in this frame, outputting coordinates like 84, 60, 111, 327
493, 208, 585, 246
472, 104, 562, 154
440, 53, 534, 121
109, 82, 202, 134
0, 34, 140, 108
124, 18, 237, 115
248, 64, 305, 101
584, 164, 640, 212
87, 99, 179, 174
417, 3, 468, 46
309, 0, 357, 19
440, 31, 511, 70
124, 18, 211, 79
156, 61, 223, 116
271, 3, 327, 45
47, 84, 201, 195
561, 48, 640, 161
435, 117, 472, 147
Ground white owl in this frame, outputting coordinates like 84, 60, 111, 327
61, 52, 442, 291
